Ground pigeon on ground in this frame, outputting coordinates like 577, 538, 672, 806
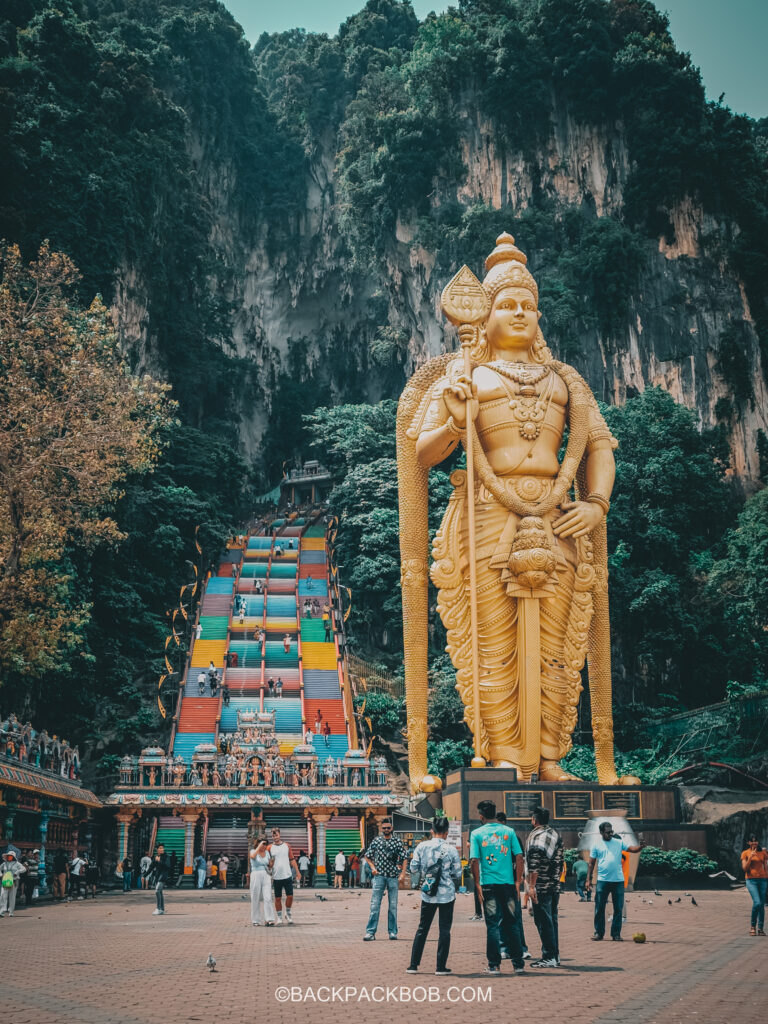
668, 899, 672, 905
675, 897, 682, 903
206, 954, 217, 972
691, 896, 698, 906
315, 894, 328, 901
654, 890, 662, 896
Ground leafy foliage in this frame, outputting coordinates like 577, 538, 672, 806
354, 691, 404, 739
0, 242, 171, 683
637, 846, 717, 877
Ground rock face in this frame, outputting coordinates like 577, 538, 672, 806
112, 95, 767, 482
681, 786, 768, 870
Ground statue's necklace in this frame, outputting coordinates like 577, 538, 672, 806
490, 362, 554, 441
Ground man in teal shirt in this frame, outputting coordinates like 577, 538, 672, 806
586, 820, 642, 941
469, 800, 525, 975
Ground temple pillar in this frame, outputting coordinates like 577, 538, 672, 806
38, 810, 50, 895
181, 812, 197, 875
312, 813, 333, 880
116, 813, 133, 866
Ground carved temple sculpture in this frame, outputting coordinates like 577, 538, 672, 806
397, 233, 640, 792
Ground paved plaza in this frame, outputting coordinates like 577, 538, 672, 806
1, 887, 761, 1024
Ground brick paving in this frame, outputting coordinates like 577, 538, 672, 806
1, 887, 762, 1023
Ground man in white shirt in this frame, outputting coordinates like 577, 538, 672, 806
298, 852, 310, 888
70, 853, 86, 899
334, 850, 347, 889
140, 851, 152, 890
269, 828, 299, 924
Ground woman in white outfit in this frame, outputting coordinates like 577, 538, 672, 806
250, 839, 276, 926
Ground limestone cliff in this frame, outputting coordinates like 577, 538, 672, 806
112, 99, 765, 482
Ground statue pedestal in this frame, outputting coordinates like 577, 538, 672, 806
442, 768, 709, 854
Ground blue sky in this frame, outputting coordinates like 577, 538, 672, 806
224, 0, 766, 118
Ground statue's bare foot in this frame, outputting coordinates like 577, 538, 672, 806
539, 760, 582, 782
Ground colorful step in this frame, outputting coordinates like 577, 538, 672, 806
190, 639, 228, 668
173, 732, 214, 764
178, 698, 219, 733
302, 642, 337, 671
199, 616, 229, 639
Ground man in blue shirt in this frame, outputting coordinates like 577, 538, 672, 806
586, 821, 643, 940
406, 816, 462, 976
469, 800, 525, 975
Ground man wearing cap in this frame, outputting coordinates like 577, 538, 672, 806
0, 851, 27, 917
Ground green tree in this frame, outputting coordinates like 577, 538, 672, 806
605, 388, 737, 705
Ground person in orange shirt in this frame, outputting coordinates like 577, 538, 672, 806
741, 835, 768, 936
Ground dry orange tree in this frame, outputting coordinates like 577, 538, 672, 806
0, 242, 172, 681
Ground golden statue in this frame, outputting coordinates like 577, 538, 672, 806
398, 234, 638, 791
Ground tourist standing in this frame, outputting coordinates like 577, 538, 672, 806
275, 677, 284, 698
122, 856, 133, 892
269, 827, 299, 924
22, 851, 39, 906
334, 850, 347, 889
70, 851, 86, 899
197, 670, 206, 695
218, 853, 229, 889
140, 850, 152, 889
574, 856, 590, 901
407, 816, 462, 976
268, 677, 275, 697
0, 851, 26, 917
84, 855, 99, 899
53, 849, 69, 899
222, 682, 230, 707
322, 720, 331, 747
249, 839, 276, 926
149, 843, 170, 915
741, 834, 768, 936
349, 852, 360, 889
194, 852, 206, 890
469, 800, 525, 975
362, 819, 408, 941
585, 821, 643, 940
525, 806, 564, 967
322, 604, 332, 642
298, 851, 310, 887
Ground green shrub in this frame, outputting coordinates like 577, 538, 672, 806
637, 846, 717, 877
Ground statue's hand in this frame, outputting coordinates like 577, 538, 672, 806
553, 500, 604, 539
442, 375, 478, 429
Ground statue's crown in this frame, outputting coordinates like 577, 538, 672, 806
483, 232, 538, 304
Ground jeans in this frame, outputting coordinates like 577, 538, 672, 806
594, 881, 624, 938
409, 899, 455, 971
482, 884, 524, 969
576, 877, 591, 900
365, 876, 399, 937
746, 878, 767, 929
196, 869, 206, 889
532, 890, 560, 960
156, 881, 165, 912
122, 872, 132, 892
70, 874, 82, 897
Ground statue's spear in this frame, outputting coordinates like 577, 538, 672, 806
441, 267, 490, 769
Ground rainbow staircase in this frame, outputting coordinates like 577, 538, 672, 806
166, 514, 369, 878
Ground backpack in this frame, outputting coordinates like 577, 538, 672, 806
421, 842, 447, 898
2, 869, 14, 889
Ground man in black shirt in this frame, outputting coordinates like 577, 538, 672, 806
148, 843, 170, 916
362, 819, 407, 941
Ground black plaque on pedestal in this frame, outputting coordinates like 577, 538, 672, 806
603, 790, 642, 818
554, 790, 593, 820
504, 790, 544, 820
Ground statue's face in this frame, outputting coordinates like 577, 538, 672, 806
486, 286, 540, 353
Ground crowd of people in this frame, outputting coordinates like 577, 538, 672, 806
0, 712, 80, 779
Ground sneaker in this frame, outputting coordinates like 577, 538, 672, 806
611, 935, 623, 942
758, 929, 766, 936
435, 969, 452, 976
285, 910, 293, 924
530, 958, 558, 968
266, 922, 275, 927
8, 913, 14, 918
406, 967, 418, 974
522, 950, 532, 959
363, 934, 375, 941
276, 914, 282, 925
469, 914, 482, 921
484, 966, 501, 976
389, 934, 397, 940
591, 933, 603, 941
514, 966, 525, 975
152, 909, 164, 915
